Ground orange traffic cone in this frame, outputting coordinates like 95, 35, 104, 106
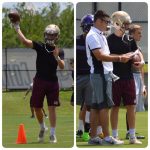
16, 124, 27, 144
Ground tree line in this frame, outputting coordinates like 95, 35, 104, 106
2, 2, 74, 48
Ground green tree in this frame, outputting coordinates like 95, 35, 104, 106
58, 4, 74, 48
2, 2, 74, 48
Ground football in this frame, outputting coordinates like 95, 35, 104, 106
8, 10, 20, 23
131, 54, 141, 63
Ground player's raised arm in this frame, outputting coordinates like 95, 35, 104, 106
8, 10, 33, 48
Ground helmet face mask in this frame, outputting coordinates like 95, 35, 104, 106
44, 33, 58, 46
44, 24, 60, 46
80, 14, 94, 33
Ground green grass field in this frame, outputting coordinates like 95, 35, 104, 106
76, 105, 148, 148
2, 90, 74, 148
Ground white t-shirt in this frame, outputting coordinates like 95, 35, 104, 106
86, 26, 113, 74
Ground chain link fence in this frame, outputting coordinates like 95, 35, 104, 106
2, 48, 73, 91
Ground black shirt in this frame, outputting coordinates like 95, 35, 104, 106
107, 33, 137, 79
76, 34, 90, 75
32, 41, 64, 81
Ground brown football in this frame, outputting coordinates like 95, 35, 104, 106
132, 54, 141, 63
8, 10, 20, 23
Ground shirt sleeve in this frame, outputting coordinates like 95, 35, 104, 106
86, 34, 102, 51
32, 41, 43, 52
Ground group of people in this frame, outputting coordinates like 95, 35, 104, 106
76, 10, 147, 145
10, 7, 147, 146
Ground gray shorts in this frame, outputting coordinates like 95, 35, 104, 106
90, 74, 108, 110
104, 73, 114, 108
76, 75, 92, 106
133, 73, 145, 112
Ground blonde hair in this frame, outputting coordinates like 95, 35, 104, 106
129, 24, 142, 35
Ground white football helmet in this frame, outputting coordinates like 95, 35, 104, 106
111, 11, 132, 31
44, 24, 60, 46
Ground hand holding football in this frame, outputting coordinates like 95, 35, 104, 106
8, 10, 20, 23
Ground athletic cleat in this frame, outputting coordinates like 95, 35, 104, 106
50, 135, 57, 143
76, 130, 83, 138
113, 136, 122, 140
126, 132, 145, 140
82, 132, 90, 141
38, 127, 48, 142
104, 136, 124, 145
136, 135, 145, 139
88, 136, 103, 145
129, 137, 142, 144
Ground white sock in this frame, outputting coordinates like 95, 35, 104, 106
97, 126, 102, 135
40, 122, 46, 130
129, 128, 135, 139
85, 111, 90, 123
50, 127, 56, 136
112, 129, 118, 138
78, 119, 84, 132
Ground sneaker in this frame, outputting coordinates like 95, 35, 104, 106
136, 135, 145, 139
50, 135, 57, 143
82, 132, 90, 141
38, 127, 48, 142
104, 136, 124, 145
126, 132, 145, 140
88, 136, 103, 145
98, 132, 104, 139
129, 137, 142, 144
76, 130, 83, 138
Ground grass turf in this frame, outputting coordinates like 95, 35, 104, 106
76, 105, 148, 148
2, 90, 74, 148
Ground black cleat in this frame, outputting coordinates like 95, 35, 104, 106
76, 130, 83, 138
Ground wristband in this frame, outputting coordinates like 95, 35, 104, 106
13, 23, 20, 30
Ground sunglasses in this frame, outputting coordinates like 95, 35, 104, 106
101, 19, 111, 24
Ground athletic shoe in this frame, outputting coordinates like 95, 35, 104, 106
88, 136, 103, 145
98, 132, 104, 139
136, 135, 145, 139
38, 127, 48, 142
129, 137, 142, 144
82, 132, 90, 141
126, 132, 145, 139
104, 136, 124, 145
50, 135, 57, 143
76, 130, 83, 138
